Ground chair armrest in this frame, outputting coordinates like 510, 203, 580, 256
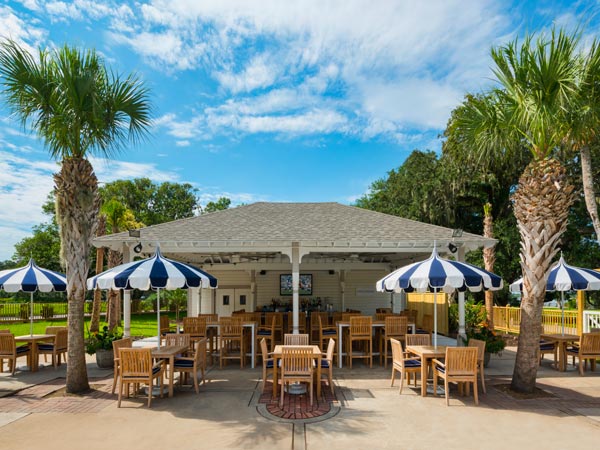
152, 361, 165, 370
175, 356, 194, 362
431, 358, 445, 368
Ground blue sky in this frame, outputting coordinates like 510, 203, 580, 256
0, 0, 598, 260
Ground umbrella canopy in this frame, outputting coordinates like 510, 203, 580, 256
87, 248, 217, 347
376, 246, 503, 346
509, 255, 600, 334
0, 259, 67, 335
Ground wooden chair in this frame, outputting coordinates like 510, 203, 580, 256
219, 317, 244, 368
390, 338, 421, 394
280, 345, 314, 407
111, 337, 133, 394
348, 316, 372, 368
0, 333, 30, 375
37, 329, 67, 369
416, 314, 433, 335
380, 316, 408, 367
164, 332, 191, 349
467, 338, 487, 394
265, 312, 284, 344
118, 348, 165, 408
318, 316, 338, 359
342, 312, 361, 322
198, 313, 218, 322
160, 315, 174, 335
405, 333, 431, 347
567, 333, 600, 375
320, 338, 335, 395
310, 312, 329, 344
45, 326, 67, 335
256, 315, 276, 354
183, 317, 208, 342
539, 339, 558, 366
433, 347, 479, 406
173, 338, 207, 394
260, 338, 274, 393
284, 333, 310, 345
198, 313, 218, 361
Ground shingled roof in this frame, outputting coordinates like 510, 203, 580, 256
94, 202, 494, 254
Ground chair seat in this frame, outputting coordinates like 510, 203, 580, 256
321, 359, 330, 369
16, 345, 30, 354
265, 359, 274, 369
37, 344, 54, 351
566, 347, 579, 354
257, 330, 272, 336
540, 344, 556, 351
174, 359, 194, 368
415, 330, 429, 335
322, 329, 337, 336
404, 359, 421, 368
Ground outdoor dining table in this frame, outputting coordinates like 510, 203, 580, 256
14, 334, 54, 372
271, 344, 322, 400
205, 320, 258, 368
540, 333, 580, 372
151, 344, 188, 398
406, 345, 448, 397
336, 320, 416, 368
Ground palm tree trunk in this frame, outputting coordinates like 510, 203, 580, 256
580, 145, 600, 240
55, 157, 99, 394
90, 216, 105, 333
483, 203, 496, 329
510, 158, 574, 393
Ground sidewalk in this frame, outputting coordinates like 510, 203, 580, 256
0, 348, 599, 450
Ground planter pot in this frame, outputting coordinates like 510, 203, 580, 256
484, 351, 491, 368
95, 349, 114, 369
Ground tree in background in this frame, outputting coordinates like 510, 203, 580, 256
0, 41, 151, 393
204, 197, 231, 213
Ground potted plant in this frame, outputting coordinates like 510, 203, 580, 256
86, 325, 123, 369
467, 323, 506, 367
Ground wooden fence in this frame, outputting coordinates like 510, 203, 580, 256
493, 306, 578, 335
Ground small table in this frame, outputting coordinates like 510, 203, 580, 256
336, 321, 416, 368
272, 344, 322, 400
151, 344, 189, 398
540, 333, 580, 372
406, 345, 448, 397
14, 334, 54, 372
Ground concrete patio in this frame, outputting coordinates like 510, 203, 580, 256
1, 347, 599, 450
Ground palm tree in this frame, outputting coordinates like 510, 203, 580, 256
456, 29, 578, 393
0, 41, 151, 393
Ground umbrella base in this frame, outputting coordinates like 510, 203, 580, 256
285, 382, 307, 395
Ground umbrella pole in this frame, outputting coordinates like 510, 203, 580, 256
30, 292, 34, 336
561, 291, 565, 336
157, 288, 161, 349
433, 289, 438, 348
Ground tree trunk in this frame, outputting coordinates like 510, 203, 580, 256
580, 145, 600, 240
54, 157, 99, 394
510, 158, 574, 394
90, 215, 105, 333
107, 248, 122, 330
482, 202, 496, 329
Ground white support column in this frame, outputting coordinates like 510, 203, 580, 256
340, 270, 346, 312
292, 242, 300, 334
122, 245, 132, 338
456, 246, 467, 344
200, 288, 213, 314
188, 288, 201, 317
250, 269, 257, 312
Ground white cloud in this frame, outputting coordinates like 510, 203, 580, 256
216, 54, 279, 94
175, 140, 190, 147
90, 157, 179, 183
0, 5, 47, 53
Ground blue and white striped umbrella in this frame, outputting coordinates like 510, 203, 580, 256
87, 247, 217, 347
509, 255, 600, 334
0, 259, 67, 335
376, 246, 503, 346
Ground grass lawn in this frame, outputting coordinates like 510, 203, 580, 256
0, 311, 185, 338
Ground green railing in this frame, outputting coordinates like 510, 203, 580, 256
493, 306, 578, 335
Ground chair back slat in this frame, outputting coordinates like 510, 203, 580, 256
350, 316, 372, 336
326, 338, 335, 362
220, 317, 243, 336
265, 312, 283, 328
0, 333, 15, 355
421, 314, 434, 332
165, 333, 191, 348
390, 338, 404, 367
198, 313, 218, 323
281, 346, 313, 376
55, 329, 68, 350
468, 338, 486, 363
342, 312, 361, 322
45, 326, 67, 335
385, 316, 408, 336
405, 334, 431, 346
580, 333, 600, 354
284, 334, 309, 345
183, 317, 207, 337
445, 347, 478, 375
120, 348, 153, 377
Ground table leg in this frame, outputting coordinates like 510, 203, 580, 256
31, 345, 38, 372
169, 356, 175, 397
421, 356, 428, 397
316, 357, 321, 399
251, 324, 255, 369
338, 323, 343, 369
559, 342, 566, 372
272, 356, 279, 399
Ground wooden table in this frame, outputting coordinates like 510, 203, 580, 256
205, 321, 258, 368
336, 321, 416, 368
272, 344, 322, 400
151, 344, 188, 397
406, 345, 447, 397
541, 333, 580, 372
14, 334, 54, 372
